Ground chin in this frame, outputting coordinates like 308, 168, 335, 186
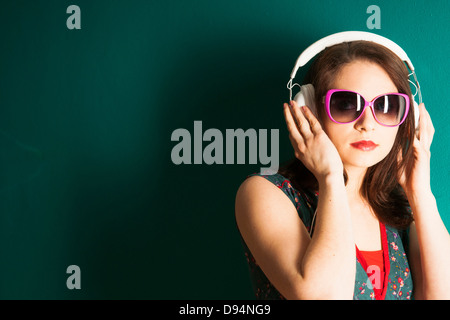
343, 152, 388, 169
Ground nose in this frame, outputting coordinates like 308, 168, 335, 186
354, 105, 377, 131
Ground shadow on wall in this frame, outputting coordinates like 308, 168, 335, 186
62, 29, 313, 299
148, 32, 309, 299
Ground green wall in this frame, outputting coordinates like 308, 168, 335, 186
0, 0, 448, 299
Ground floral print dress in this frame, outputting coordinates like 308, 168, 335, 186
239, 173, 413, 300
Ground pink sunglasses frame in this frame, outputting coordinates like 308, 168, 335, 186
324, 89, 410, 127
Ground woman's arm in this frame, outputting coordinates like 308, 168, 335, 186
235, 102, 356, 299
408, 192, 450, 299
400, 103, 450, 299
235, 173, 355, 299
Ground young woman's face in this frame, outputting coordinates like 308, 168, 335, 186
322, 60, 399, 170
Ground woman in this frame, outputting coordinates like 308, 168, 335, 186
235, 40, 450, 300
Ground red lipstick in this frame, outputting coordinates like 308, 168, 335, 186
350, 140, 378, 151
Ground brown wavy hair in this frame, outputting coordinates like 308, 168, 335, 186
279, 40, 415, 229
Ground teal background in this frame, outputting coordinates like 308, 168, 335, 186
0, 0, 448, 299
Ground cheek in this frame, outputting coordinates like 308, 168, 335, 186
322, 121, 347, 149
371, 128, 400, 165
381, 128, 399, 151
322, 118, 338, 138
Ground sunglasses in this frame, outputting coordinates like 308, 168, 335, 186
324, 89, 410, 127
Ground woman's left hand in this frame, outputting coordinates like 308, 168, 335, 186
398, 103, 435, 197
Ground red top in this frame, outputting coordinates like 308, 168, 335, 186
358, 249, 384, 297
355, 222, 390, 300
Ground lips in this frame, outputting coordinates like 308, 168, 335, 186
350, 140, 378, 151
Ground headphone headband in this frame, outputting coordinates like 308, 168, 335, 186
289, 31, 415, 80
287, 31, 422, 131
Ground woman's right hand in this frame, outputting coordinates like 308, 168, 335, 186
283, 100, 344, 181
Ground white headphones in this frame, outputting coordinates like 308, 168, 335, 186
287, 31, 421, 130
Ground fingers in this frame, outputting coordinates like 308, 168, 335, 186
301, 103, 323, 135
283, 102, 305, 145
286, 100, 322, 136
284, 101, 325, 163
417, 103, 434, 150
283, 102, 309, 161
290, 101, 314, 140
396, 148, 406, 186
417, 103, 427, 145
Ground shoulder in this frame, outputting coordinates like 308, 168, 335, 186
239, 172, 314, 199
235, 173, 299, 213
235, 172, 317, 232
240, 172, 317, 209
237, 173, 288, 195
235, 173, 295, 221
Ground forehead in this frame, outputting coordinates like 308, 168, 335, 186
332, 60, 398, 100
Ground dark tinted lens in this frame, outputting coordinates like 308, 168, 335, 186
329, 91, 365, 123
373, 94, 407, 125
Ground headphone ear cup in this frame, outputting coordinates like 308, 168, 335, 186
293, 84, 317, 117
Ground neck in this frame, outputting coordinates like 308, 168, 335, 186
344, 165, 368, 203
344, 165, 380, 223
